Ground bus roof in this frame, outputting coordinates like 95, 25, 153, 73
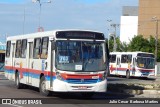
7, 29, 104, 41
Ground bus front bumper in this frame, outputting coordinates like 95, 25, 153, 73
50, 79, 107, 92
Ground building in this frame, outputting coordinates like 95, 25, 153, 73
138, 0, 160, 38
120, 6, 138, 43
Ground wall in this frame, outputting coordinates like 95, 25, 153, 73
120, 16, 138, 43
138, 0, 160, 38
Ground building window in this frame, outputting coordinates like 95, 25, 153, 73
21, 39, 27, 58
15, 40, 21, 58
33, 38, 41, 59
6, 41, 11, 57
41, 37, 49, 59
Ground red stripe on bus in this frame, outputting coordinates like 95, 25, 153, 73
137, 69, 154, 72
61, 73, 103, 80
5, 66, 55, 76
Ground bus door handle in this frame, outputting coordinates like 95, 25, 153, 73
31, 62, 34, 69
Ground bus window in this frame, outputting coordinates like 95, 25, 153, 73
6, 41, 11, 57
128, 55, 132, 63
15, 40, 22, 58
21, 39, 27, 58
110, 55, 116, 63
121, 54, 132, 63
0, 53, 5, 63
41, 37, 49, 59
33, 38, 41, 59
121, 55, 127, 63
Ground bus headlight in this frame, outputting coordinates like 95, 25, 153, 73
56, 72, 63, 80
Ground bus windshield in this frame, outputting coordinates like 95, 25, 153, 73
55, 41, 106, 71
137, 57, 155, 69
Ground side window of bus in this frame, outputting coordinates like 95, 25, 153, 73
0, 53, 5, 63
121, 55, 132, 63
110, 55, 116, 63
128, 55, 132, 63
15, 40, 22, 58
33, 38, 41, 59
121, 55, 127, 63
6, 41, 11, 57
41, 37, 49, 59
21, 39, 27, 58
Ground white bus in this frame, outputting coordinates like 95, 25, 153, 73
5, 29, 109, 97
109, 52, 155, 79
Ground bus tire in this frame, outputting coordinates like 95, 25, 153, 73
126, 70, 130, 79
15, 72, 23, 89
39, 76, 51, 96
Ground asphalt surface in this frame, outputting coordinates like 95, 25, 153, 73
0, 73, 160, 107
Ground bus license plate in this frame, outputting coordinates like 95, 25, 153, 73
78, 86, 87, 90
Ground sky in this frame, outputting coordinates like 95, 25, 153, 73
0, 0, 138, 43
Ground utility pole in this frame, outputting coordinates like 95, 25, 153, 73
152, 16, 159, 64
107, 19, 112, 49
110, 23, 119, 52
152, 16, 159, 76
32, 0, 51, 32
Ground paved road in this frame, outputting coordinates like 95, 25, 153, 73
0, 74, 160, 107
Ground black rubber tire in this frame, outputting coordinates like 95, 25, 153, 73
126, 71, 130, 79
15, 72, 23, 89
39, 76, 51, 96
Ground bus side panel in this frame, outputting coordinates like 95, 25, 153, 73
5, 43, 16, 81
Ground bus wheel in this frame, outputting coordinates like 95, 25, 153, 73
81, 92, 94, 99
15, 72, 22, 89
126, 70, 130, 79
39, 76, 51, 96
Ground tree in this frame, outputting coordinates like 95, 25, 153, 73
107, 36, 128, 52
106, 35, 160, 61
128, 35, 150, 52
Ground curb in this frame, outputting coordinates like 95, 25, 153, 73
124, 89, 160, 95
108, 83, 160, 95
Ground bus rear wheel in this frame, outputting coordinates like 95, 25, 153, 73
15, 72, 23, 89
39, 76, 51, 96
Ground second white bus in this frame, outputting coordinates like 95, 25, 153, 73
109, 52, 155, 78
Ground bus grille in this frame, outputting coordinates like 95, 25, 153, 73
65, 79, 100, 84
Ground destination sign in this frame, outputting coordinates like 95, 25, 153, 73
137, 53, 155, 58
56, 31, 104, 40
